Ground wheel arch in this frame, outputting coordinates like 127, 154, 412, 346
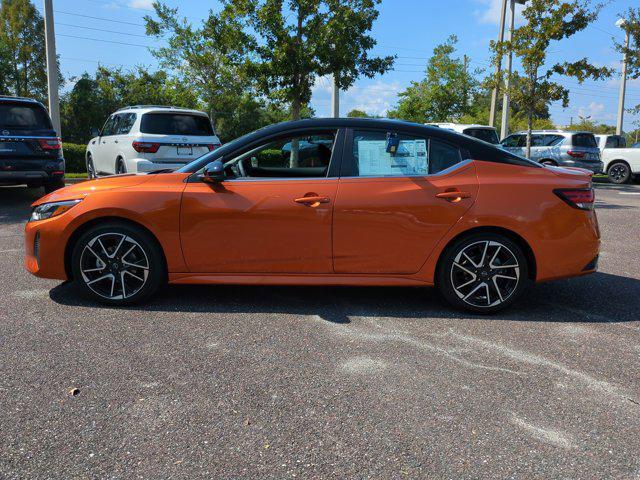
434, 226, 537, 282
64, 216, 168, 280
606, 158, 630, 172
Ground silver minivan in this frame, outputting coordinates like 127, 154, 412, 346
500, 130, 604, 173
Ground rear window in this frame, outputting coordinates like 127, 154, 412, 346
572, 133, 597, 148
0, 103, 52, 130
140, 113, 214, 136
463, 128, 499, 144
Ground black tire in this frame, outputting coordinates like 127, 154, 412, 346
86, 154, 96, 179
436, 233, 530, 314
607, 161, 631, 184
115, 158, 127, 175
44, 178, 65, 194
71, 222, 165, 306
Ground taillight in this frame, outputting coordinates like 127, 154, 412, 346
207, 144, 221, 151
554, 188, 595, 210
567, 150, 585, 158
132, 141, 160, 153
38, 138, 62, 150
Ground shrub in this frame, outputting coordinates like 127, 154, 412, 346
63, 142, 87, 173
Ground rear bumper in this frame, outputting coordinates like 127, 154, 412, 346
0, 157, 65, 184
558, 159, 604, 174
130, 158, 188, 173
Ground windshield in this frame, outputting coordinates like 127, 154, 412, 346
140, 113, 214, 136
0, 103, 52, 130
463, 128, 499, 144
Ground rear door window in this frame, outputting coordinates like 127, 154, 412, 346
345, 130, 463, 177
116, 113, 136, 135
101, 115, 118, 136
572, 133, 597, 148
0, 103, 52, 130
531, 134, 564, 147
140, 113, 214, 136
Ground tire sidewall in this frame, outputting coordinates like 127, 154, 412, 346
436, 233, 530, 314
608, 162, 630, 184
71, 222, 164, 306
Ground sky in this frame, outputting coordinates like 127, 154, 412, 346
40, 0, 640, 132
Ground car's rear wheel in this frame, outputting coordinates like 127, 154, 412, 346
71, 223, 164, 305
86, 154, 96, 179
436, 233, 530, 314
607, 161, 631, 184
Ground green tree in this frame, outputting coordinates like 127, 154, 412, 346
492, 0, 612, 158
388, 36, 477, 123
614, 8, 640, 114
237, 0, 394, 122
0, 0, 62, 102
144, 1, 258, 140
347, 109, 370, 118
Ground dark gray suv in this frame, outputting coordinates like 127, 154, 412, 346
500, 130, 603, 174
0, 96, 65, 193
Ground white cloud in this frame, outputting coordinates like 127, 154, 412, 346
128, 0, 154, 10
474, 0, 525, 27
577, 102, 608, 121
311, 76, 402, 117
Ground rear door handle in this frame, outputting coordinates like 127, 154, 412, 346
435, 190, 471, 202
294, 196, 331, 206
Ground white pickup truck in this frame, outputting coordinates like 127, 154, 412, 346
595, 134, 640, 184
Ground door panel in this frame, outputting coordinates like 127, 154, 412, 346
180, 179, 338, 273
333, 162, 478, 274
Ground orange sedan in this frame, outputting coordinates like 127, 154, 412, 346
25, 119, 600, 313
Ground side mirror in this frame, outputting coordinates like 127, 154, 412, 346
199, 160, 225, 183
90, 127, 100, 137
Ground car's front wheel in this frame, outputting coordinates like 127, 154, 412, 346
608, 161, 631, 184
86, 153, 96, 179
436, 233, 530, 314
71, 222, 164, 305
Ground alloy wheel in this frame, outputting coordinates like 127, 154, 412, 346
450, 240, 520, 308
609, 163, 629, 184
79, 232, 149, 300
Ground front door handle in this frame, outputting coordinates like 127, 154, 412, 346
435, 190, 471, 202
294, 195, 330, 207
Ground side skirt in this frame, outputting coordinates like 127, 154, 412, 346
168, 273, 433, 287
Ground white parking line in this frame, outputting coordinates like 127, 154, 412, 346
619, 192, 640, 195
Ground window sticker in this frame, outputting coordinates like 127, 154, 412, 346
357, 139, 428, 176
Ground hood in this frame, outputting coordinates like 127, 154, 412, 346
32, 174, 153, 206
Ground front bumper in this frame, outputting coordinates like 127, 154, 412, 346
24, 216, 70, 280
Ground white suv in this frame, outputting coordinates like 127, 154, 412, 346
86, 106, 221, 177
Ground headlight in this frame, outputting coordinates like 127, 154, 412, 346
29, 199, 82, 222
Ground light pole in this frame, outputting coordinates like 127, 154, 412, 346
489, 0, 508, 128
615, 18, 630, 136
332, 73, 340, 118
43, 0, 61, 136
500, 0, 527, 139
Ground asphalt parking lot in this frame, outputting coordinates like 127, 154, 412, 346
1, 181, 639, 479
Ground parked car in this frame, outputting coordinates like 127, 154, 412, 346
25, 118, 599, 314
0, 95, 65, 193
427, 123, 500, 144
594, 134, 640, 184
86, 106, 221, 177
500, 130, 604, 174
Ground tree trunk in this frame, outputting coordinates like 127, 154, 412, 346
289, 99, 301, 168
